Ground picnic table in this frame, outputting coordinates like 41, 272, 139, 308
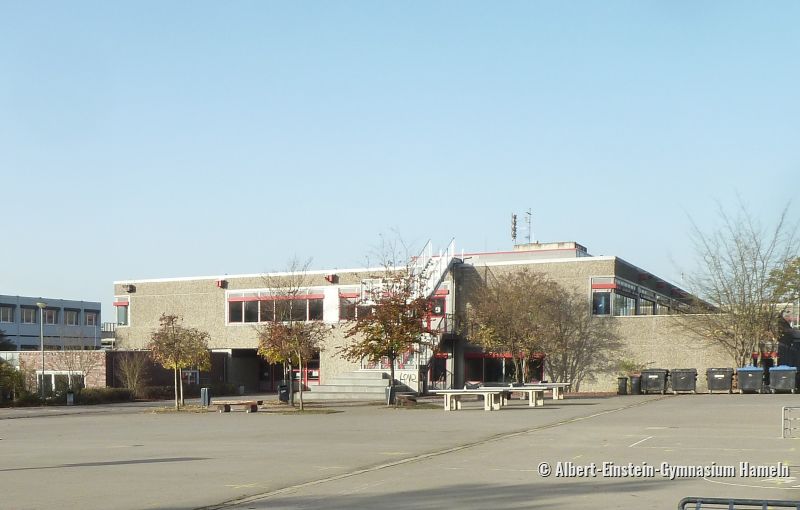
524, 382, 571, 400
432, 386, 546, 411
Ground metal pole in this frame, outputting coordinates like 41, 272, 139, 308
36, 302, 46, 399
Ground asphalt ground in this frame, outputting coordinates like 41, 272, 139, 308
1, 393, 799, 510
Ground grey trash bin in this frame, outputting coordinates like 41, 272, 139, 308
736, 366, 764, 394
630, 374, 642, 395
768, 366, 798, 394
706, 368, 734, 394
278, 383, 289, 403
617, 377, 628, 395
641, 369, 669, 395
200, 387, 211, 407
670, 369, 697, 394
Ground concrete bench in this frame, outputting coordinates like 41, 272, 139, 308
212, 400, 264, 413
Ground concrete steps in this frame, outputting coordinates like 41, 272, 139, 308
304, 371, 412, 401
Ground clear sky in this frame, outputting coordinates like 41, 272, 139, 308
2, 1, 798, 319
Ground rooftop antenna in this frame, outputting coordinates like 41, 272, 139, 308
511, 213, 518, 245
525, 208, 533, 244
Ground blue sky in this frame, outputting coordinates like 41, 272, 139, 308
2, 1, 798, 318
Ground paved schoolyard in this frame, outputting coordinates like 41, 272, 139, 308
1, 394, 798, 510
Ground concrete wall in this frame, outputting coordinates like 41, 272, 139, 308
579, 315, 732, 393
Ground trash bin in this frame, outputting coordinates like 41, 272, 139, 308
630, 374, 642, 395
278, 383, 289, 403
736, 366, 764, 394
385, 385, 395, 405
640, 369, 669, 394
768, 365, 798, 394
706, 368, 734, 394
200, 387, 211, 407
670, 369, 697, 394
66, 390, 74, 406
617, 377, 628, 395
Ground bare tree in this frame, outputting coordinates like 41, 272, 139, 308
256, 257, 325, 409
466, 268, 555, 383
116, 351, 150, 399
539, 289, 622, 391
148, 314, 210, 409
338, 237, 431, 404
681, 203, 798, 367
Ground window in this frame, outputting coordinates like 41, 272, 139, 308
65, 310, 79, 326
339, 297, 356, 321
308, 299, 323, 321
0, 306, 13, 323
44, 309, 58, 325
85, 311, 98, 326
639, 299, 655, 316
244, 301, 259, 323
21, 308, 37, 324
592, 292, 611, 315
228, 301, 243, 323
114, 297, 130, 326
259, 301, 274, 322
613, 293, 636, 316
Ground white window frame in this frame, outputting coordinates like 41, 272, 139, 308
114, 296, 130, 327
21, 308, 37, 324
85, 311, 98, 327
44, 309, 58, 325
65, 310, 79, 326
0, 306, 13, 323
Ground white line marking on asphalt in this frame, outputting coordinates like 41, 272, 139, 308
702, 477, 800, 490
628, 436, 653, 448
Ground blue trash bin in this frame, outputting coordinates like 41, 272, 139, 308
768, 365, 798, 394
736, 366, 765, 394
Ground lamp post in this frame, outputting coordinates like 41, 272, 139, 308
36, 302, 47, 399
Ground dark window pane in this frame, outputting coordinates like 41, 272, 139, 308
275, 301, 290, 321
117, 307, 128, 325
430, 298, 446, 316
244, 301, 259, 322
339, 299, 356, 320
309, 299, 323, 321
592, 292, 610, 315
228, 302, 243, 323
260, 301, 274, 322
291, 300, 307, 322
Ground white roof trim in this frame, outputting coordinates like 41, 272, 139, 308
114, 265, 400, 285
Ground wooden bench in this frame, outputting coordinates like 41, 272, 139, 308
212, 400, 264, 413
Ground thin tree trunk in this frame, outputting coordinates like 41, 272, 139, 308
179, 368, 185, 407
298, 356, 305, 411
388, 356, 395, 406
173, 366, 179, 410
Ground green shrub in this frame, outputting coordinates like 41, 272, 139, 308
210, 382, 239, 396
140, 386, 174, 400
75, 388, 133, 405
7, 392, 42, 407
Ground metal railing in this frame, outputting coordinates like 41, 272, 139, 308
783, 407, 800, 439
678, 497, 800, 509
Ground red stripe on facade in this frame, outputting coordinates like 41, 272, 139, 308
228, 294, 325, 303
434, 289, 449, 296
591, 283, 617, 290
112, 301, 129, 307
338, 292, 359, 298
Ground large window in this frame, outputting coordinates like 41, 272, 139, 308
114, 297, 130, 326
0, 306, 13, 323
613, 293, 636, 316
639, 299, 655, 315
44, 309, 58, 325
229, 301, 243, 323
85, 311, 98, 326
65, 310, 79, 326
228, 292, 325, 324
592, 292, 611, 315
21, 308, 36, 324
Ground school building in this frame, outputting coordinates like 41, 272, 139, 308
109, 240, 755, 398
